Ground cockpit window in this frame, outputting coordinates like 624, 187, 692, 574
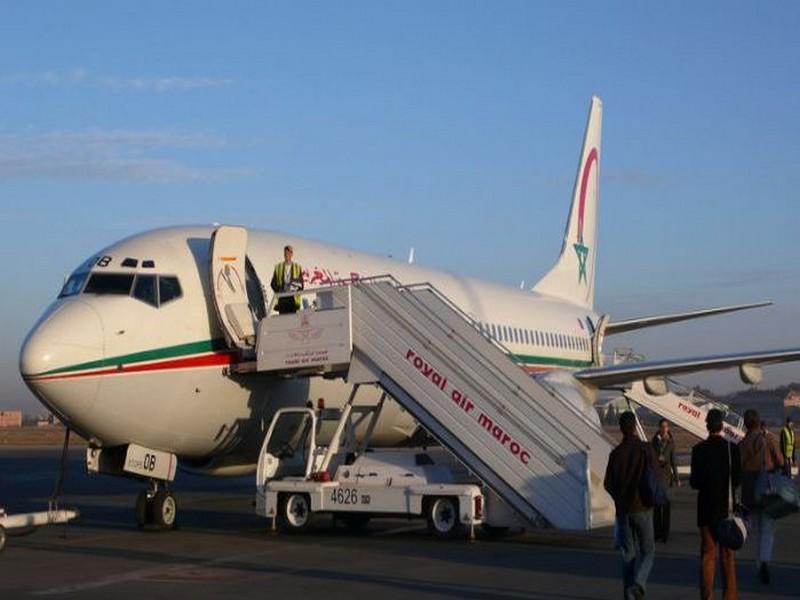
58, 271, 90, 297
57, 255, 99, 298
132, 275, 158, 307
159, 276, 182, 305
84, 273, 135, 295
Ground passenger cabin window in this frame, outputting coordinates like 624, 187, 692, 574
159, 276, 182, 305
84, 273, 135, 295
133, 275, 158, 307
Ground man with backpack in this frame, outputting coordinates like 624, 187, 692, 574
740, 409, 784, 584
690, 409, 742, 600
604, 411, 658, 600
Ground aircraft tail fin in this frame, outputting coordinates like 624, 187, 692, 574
533, 96, 602, 309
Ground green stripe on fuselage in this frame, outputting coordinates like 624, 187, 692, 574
513, 353, 592, 369
36, 336, 589, 378
37, 338, 229, 376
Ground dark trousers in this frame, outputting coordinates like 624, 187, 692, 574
700, 526, 737, 600
653, 501, 671, 542
618, 511, 655, 598
276, 296, 298, 314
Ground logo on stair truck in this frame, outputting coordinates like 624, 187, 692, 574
406, 349, 531, 466
573, 147, 597, 285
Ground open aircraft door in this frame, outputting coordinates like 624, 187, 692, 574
209, 225, 257, 350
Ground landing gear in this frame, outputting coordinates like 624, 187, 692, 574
135, 482, 177, 531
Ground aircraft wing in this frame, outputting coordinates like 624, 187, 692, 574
573, 347, 800, 388
604, 301, 772, 335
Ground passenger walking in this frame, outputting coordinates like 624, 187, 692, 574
739, 409, 784, 584
690, 409, 741, 600
652, 418, 679, 543
780, 417, 795, 478
604, 412, 656, 600
270, 244, 304, 314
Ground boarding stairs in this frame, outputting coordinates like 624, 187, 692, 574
623, 381, 746, 443
603, 348, 747, 443
235, 276, 615, 530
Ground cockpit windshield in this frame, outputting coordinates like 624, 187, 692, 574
84, 273, 136, 295
59, 271, 90, 297
57, 256, 97, 298
56, 254, 182, 307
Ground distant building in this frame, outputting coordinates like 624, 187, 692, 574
0, 410, 23, 428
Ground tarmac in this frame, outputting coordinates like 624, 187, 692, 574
1, 445, 799, 599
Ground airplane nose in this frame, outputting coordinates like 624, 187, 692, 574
20, 300, 105, 422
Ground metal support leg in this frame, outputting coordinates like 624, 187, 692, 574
320, 385, 359, 473
625, 398, 647, 441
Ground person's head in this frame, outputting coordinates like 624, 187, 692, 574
283, 245, 294, 262
619, 411, 637, 438
744, 409, 760, 432
706, 409, 724, 435
786, 417, 793, 428
658, 418, 670, 437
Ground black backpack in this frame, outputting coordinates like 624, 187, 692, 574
639, 443, 669, 507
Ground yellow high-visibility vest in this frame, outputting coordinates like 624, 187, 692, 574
274, 262, 303, 308
782, 425, 795, 457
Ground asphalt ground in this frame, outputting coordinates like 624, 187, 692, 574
1, 446, 799, 599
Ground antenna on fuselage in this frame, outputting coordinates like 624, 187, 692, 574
408, 247, 416, 264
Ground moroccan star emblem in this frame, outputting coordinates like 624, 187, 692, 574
573, 242, 589, 284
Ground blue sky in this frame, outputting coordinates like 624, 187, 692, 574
1, 2, 798, 411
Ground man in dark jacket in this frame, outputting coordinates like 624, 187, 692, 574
690, 409, 741, 600
652, 418, 679, 542
604, 412, 656, 600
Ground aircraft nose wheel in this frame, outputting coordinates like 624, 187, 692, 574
135, 486, 178, 531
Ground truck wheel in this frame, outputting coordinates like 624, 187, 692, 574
278, 493, 312, 532
0, 525, 6, 552
426, 497, 463, 539
152, 489, 178, 530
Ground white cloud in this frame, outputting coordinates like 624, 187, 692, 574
2, 68, 89, 87
0, 129, 253, 184
102, 76, 233, 92
0, 68, 233, 92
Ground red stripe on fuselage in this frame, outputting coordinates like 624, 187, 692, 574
25, 351, 237, 382
520, 365, 554, 374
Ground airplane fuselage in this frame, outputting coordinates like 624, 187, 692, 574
20, 226, 599, 472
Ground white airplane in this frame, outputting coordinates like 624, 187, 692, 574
19, 97, 800, 528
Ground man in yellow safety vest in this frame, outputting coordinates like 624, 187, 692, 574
780, 417, 795, 478
270, 244, 304, 314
